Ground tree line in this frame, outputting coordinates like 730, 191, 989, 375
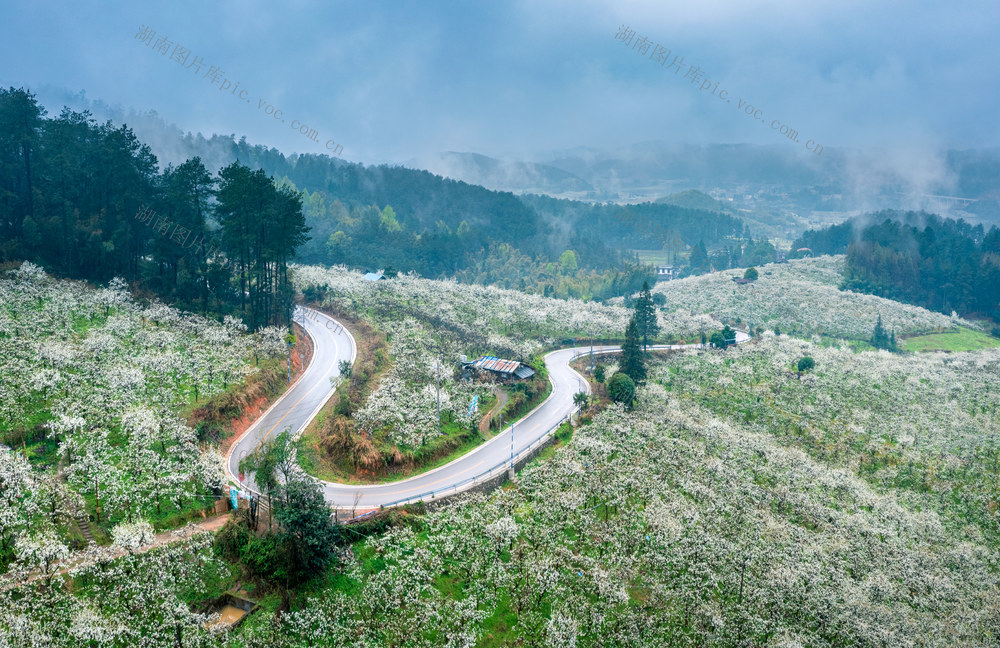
793, 211, 1000, 321
32, 102, 752, 300
0, 87, 308, 329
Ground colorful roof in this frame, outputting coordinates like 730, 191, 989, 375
472, 356, 521, 374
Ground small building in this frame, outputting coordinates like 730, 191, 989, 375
732, 277, 753, 285
466, 356, 535, 380
655, 264, 676, 281
363, 272, 385, 281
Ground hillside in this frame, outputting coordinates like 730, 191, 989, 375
2, 88, 750, 303
289, 262, 719, 479
651, 256, 969, 341
8, 331, 1000, 646
403, 151, 595, 197
0, 262, 286, 564
793, 211, 1000, 321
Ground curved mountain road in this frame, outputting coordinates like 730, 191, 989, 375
225, 306, 356, 496
226, 306, 748, 510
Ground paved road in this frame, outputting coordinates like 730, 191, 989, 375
227, 306, 749, 509
225, 306, 356, 494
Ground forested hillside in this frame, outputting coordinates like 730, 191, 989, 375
0, 88, 307, 329
172, 131, 753, 295
793, 211, 1000, 320
5, 88, 756, 302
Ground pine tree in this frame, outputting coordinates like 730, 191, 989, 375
688, 240, 711, 275
622, 315, 646, 383
633, 281, 660, 351
871, 314, 892, 350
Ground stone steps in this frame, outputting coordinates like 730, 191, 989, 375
76, 511, 94, 544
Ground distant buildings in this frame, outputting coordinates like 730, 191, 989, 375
655, 264, 676, 281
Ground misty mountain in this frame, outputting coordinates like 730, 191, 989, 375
655, 189, 736, 212
553, 143, 1000, 220
402, 151, 594, 198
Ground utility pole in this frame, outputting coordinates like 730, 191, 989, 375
509, 420, 514, 474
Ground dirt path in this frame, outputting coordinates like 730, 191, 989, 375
478, 388, 509, 435
0, 513, 231, 592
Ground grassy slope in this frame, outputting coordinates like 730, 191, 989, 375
902, 326, 1000, 352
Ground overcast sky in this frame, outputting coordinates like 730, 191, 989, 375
2, 0, 997, 165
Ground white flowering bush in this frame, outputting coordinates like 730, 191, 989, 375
0, 532, 228, 647
652, 256, 971, 339
0, 263, 285, 563
111, 520, 156, 553
655, 333, 1000, 549
293, 263, 717, 349
352, 319, 490, 448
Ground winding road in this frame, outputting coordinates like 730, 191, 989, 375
225, 306, 749, 510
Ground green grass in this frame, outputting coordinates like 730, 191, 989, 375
902, 327, 1000, 352
529, 421, 575, 466
634, 249, 686, 265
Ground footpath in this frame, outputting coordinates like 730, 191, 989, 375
0, 514, 230, 592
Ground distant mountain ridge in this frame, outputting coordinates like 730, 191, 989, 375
402, 151, 594, 198
655, 190, 735, 213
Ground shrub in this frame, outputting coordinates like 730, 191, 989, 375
594, 365, 606, 383
607, 372, 636, 406
744, 267, 759, 281
797, 356, 815, 373
710, 325, 736, 349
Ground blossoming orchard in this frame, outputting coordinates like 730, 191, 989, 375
3, 255, 1000, 647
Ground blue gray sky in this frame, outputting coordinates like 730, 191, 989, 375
2, 0, 997, 165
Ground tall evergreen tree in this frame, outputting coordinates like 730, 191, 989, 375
216, 162, 309, 328
633, 281, 660, 351
870, 314, 897, 351
0, 87, 44, 247
621, 315, 646, 384
688, 240, 711, 275
158, 157, 216, 309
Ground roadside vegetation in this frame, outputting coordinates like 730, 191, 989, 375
6, 257, 1000, 647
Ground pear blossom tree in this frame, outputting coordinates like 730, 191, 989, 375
0, 263, 285, 569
